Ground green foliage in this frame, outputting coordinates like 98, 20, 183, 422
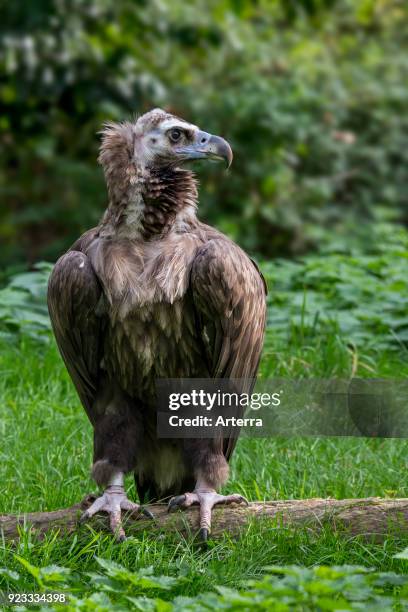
262, 222, 408, 357
0, 262, 52, 342
2, 558, 408, 610
1, 0, 407, 264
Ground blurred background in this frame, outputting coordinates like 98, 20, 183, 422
1, 0, 407, 270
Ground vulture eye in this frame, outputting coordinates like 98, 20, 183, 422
169, 128, 182, 143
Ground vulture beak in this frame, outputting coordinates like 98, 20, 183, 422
177, 131, 233, 168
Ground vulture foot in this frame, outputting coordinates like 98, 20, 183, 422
80, 485, 154, 542
168, 489, 248, 541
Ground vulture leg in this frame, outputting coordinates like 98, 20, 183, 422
168, 441, 248, 541
83, 389, 155, 541
168, 485, 248, 541
80, 478, 154, 542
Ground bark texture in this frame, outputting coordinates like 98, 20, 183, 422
1, 496, 407, 542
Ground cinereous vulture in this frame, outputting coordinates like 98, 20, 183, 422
48, 109, 267, 541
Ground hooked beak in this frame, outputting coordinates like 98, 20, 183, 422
176, 130, 233, 168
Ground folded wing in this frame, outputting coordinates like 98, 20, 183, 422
47, 250, 104, 424
191, 238, 267, 459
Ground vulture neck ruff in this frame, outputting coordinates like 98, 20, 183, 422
101, 167, 198, 241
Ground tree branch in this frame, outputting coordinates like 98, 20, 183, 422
1, 496, 407, 542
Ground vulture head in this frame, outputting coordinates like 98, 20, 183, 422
98, 109, 233, 235
133, 108, 233, 170
99, 108, 232, 185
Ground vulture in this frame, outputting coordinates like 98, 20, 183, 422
48, 109, 267, 541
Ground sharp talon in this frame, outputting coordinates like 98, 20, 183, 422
142, 508, 155, 520
168, 495, 186, 512
239, 496, 249, 506
199, 528, 209, 542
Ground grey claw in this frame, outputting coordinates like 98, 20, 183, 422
142, 507, 155, 520
199, 528, 209, 542
167, 495, 186, 512
79, 511, 89, 524
118, 534, 127, 543
239, 496, 249, 506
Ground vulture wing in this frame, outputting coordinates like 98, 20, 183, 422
191, 238, 267, 460
47, 249, 104, 425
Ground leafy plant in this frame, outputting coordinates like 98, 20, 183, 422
0, 262, 52, 342
261, 222, 408, 357
2, 558, 408, 611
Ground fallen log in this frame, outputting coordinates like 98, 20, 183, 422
1, 496, 408, 542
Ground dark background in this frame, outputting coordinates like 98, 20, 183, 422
1, 0, 407, 270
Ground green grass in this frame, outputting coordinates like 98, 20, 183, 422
1, 334, 408, 607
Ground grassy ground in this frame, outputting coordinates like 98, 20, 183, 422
1, 337, 408, 603
1, 231, 408, 607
